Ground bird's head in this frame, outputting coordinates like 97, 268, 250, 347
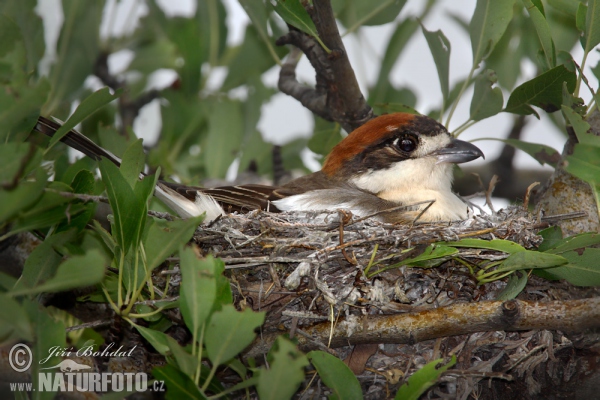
322, 113, 484, 197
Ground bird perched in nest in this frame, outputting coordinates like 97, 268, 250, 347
34, 113, 483, 224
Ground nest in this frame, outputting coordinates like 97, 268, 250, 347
154, 205, 600, 399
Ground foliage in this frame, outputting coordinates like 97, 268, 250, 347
1, 0, 600, 398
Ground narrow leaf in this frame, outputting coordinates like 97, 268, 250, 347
470, 69, 504, 121
153, 364, 207, 400
445, 239, 525, 253
495, 250, 568, 273
395, 356, 456, 400
540, 248, 600, 286
476, 138, 560, 167
46, 87, 122, 151
584, 0, 600, 54
179, 249, 217, 340
522, 0, 556, 69
496, 271, 528, 300
9, 250, 106, 296
469, 0, 516, 67
421, 24, 451, 100
543, 232, 600, 254
308, 350, 363, 400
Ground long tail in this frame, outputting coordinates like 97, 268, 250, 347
33, 116, 224, 222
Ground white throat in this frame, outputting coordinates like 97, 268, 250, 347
349, 158, 468, 221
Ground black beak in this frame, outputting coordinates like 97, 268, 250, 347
433, 138, 485, 164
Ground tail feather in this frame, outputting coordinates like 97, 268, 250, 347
32, 116, 225, 222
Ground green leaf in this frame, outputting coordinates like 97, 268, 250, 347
469, 69, 504, 121
404, 245, 458, 267
542, 232, 600, 254
144, 216, 204, 272
337, 0, 407, 29
395, 356, 456, 400
476, 138, 560, 167
239, 0, 281, 65
179, 249, 217, 340
128, 39, 178, 74
28, 298, 66, 400
273, 0, 319, 40
494, 250, 567, 273
522, 0, 556, 69
565, 144, 600, 195
421, 24, 451, 101
222, 25, 285, 91
469, 0, 516, 68
537, 226, 563, 252
205, 305, 265, 366
308, 121, 342, 157
582, 0, 600, 55
548, 0, 580, 17
0, 294, 33, 343
9, 249, 106, 296
98, 159, 148, 253
540, 248, 600, 286
496, 271, 528, 300
307, 350, 363, 400
43, 0, 104, 113
0, 79, 50, 143
46, 87, 122, 152
0, 0, 45, 72
203, 99, 244, 178
153, 364, 207, 400
15, 230, 76, 291
257, 337, 308, 400
562, 105, 597, 145
445, 239, 526, 253
0, 168, 47, 224
120, 139, 145, 188
0, 143, 40, 184
135, 325, 171, 355
504, 64, 577, 117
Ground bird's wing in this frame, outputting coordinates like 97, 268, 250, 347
160, 182, 283, 213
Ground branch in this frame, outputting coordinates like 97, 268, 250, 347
94, 52, 162, 134
276, 0, 373, 132
245, 297, 600, 357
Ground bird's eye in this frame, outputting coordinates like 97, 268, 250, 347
394, 135, 417, 153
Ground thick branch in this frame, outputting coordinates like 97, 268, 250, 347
245, 297, 600, 357
276, 1, 373, 132
311, 1, 373, 131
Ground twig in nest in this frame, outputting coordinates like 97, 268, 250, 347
338, 210, 357, 265
486, 175, 500, 214
411, 200, 435, 226
503, 344, 546, 373
66, 319, 112, 332
349, 200, 436, 225
523, 182, 540, 210
45, 189, 109, 204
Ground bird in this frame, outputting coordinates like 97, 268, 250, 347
33, 112, 484, 224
